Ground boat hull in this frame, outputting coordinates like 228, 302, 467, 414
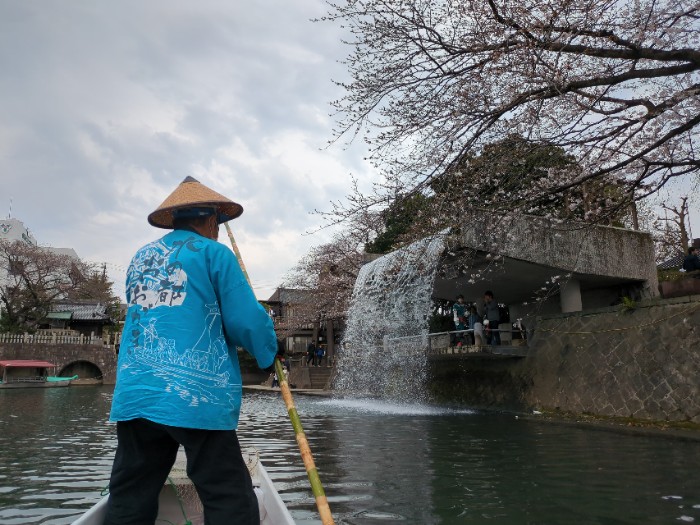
0, 380, 71, 389
70, 378, 103, 386
73, 448, 295, 525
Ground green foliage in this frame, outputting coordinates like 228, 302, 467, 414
619, 296, 637, 313
431, 135, 577, 212
362, 135, 634, 259
428, 298, 455, 333
365, 192, 431, 254
431, 134, 632, 224
428, 313, 453, 333
657, 269, 687, 283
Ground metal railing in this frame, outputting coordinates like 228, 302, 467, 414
4, 376, 46, 383
384, 328, 528, 356
0, 332, 122, 347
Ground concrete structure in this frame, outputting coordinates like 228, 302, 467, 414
434, 213, 658, 329
0, 338, 118, 383
428, 295, 700, 423
339, 213, 671, 413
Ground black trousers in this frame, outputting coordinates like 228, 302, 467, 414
487, 321, 501, 345
104, 418, 259, 525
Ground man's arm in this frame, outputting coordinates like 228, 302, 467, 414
211, 246, 276, 369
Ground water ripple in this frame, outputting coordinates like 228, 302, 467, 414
1, 388, 699, 525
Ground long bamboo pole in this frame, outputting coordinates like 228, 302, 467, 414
224, 222, 335, 525
224, 222, 251, 285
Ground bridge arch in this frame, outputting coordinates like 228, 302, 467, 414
59, 360, 103, 381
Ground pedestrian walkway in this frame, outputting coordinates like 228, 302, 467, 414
243, 384, 333, 397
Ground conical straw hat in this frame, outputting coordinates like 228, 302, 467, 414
148, 176, 244, 229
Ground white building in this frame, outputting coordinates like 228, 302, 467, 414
0, 218, 38, 246
0, 218, 81, 324
0, 218, 79, 259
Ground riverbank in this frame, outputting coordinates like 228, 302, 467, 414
429, 296, 700, 425
516, 409, 700, 442
243, 384, 333, 397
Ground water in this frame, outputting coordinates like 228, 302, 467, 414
337, 235, 446, 399
1, 387, 700, 524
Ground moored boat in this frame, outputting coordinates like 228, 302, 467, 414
0, 360, 75, 388
73, 448, 295, 525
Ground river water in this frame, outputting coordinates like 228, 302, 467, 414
1, 387, 699, 524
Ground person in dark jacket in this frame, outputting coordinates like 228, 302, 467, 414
682, 247, 700, 273
306, 340, 317, 366
483, 290, 501, 346
451, 294, 468, 347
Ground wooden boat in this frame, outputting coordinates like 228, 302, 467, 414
0, 360, 75, 389
73, 448, 296, 525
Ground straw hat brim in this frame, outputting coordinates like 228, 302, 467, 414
147, 177, 244, 229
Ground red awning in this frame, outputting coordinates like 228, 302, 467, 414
0, 360, 56, 368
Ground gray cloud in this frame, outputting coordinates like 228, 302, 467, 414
0, 0, 371, 299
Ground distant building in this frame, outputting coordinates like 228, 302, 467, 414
266, 287, 315, 354
0, 218, 38, 246
0, 217, 79, 259
266, 287, 345, 361
42, 301, 114, 337
0, 217, 82, 325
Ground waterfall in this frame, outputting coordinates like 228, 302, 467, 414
335, 234, 446, 400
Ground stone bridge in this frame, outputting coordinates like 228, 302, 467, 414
0, 341, 118, 384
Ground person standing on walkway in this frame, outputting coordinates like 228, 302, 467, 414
683, 247, 700, 273
483, 290, 501, 346
307, 340, 317, 367
316, 344, 325, 366
451, 294, 468, 347
105, 176, 277, 525
467, 305, 483, 346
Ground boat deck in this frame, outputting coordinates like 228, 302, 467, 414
73, 448, 295, 525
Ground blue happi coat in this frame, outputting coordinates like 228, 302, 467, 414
110, 229, 276, 430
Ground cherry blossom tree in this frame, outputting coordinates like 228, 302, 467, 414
0, 240, 117, 332
282, 215, 381, 336
652, 195, 692, 263
323, 0, 699, 222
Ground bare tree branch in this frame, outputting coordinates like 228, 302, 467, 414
322, 0, 700, 226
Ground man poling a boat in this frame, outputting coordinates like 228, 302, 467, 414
105, 176, 279, 525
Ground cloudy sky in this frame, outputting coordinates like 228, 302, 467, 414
0, 0, 374, 300
1, 2, 698, 303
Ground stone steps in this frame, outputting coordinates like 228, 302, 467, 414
307, 366, 334, 389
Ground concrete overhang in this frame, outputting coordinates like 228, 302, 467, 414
432, 213, 658, 311
433, 250, 646, 306
344, 213, 659, 352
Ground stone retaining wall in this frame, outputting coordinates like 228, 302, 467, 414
0, 344, 118, 383
429, 296, 700, 423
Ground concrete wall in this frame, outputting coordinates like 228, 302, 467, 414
428, 296, 700, 423
456, 213, 659, 298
